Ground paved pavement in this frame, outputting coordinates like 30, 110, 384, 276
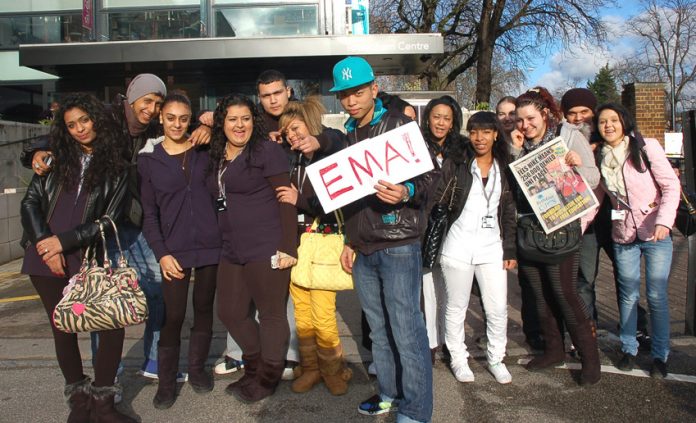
1, 237, 695, 422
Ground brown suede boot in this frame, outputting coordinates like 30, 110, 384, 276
292, 337, 322, 393
232, 359, 284, 403
153, 344, 179, 409
90, 385, 136, 423
317, 345, 353, 396
526, 314, 566, 371
188, 331, 214, 393
64, 375, 91, 423
569, 320, 601, 386
225, 352, 260, 395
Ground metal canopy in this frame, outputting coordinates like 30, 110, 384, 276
19, 34, 443, 77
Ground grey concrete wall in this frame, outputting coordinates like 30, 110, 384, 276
0, 188, 26, 265
0, 120, 50, 191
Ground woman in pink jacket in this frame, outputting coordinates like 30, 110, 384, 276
593, 103, 680, 378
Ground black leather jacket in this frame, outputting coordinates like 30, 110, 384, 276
432, 145, 517, 260
20, 170, 128, 253
343, 110, 435, 255
20, 96, 161, 228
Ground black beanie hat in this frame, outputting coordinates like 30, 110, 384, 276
560, 88, 597, 113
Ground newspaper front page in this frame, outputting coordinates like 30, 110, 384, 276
509, 137, 599, 234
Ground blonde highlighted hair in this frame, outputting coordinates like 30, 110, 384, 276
279, 96, 326, 137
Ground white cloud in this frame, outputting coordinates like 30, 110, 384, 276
530, 14, 639, 93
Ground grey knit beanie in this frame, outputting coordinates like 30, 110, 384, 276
126, 74, 167, 104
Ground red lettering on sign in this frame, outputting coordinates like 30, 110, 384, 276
348, 150, 384, 185
402, 133, 420, 163
319, 162, 353, 200
384, 140, 410, 175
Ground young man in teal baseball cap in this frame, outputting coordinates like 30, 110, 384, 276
334, 56, 434, 423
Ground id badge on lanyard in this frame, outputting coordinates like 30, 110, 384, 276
610, 191, 629, 221
216, 161, 229, 212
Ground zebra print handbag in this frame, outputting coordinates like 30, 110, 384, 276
53, 216, 148, 333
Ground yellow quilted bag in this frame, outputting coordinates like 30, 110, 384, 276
291, 210, 353, 291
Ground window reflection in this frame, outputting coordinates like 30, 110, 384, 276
107, 9, 202, 41
0, 14, 87, 48
215, 5, 318, 38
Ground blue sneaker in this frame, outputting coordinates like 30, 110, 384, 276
214, 356, 245, 375
358, 394, 398, 416
138, 359, 188, 382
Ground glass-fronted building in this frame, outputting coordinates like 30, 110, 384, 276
2, 0, 442, 121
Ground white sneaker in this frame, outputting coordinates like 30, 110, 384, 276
367, 362, 377, 376
281, 365, 296, 381
451, 360, 474, 383
214, 357, 245, 375
488, 362, 512, 384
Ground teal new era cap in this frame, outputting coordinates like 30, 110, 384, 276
329, 56, 375, 92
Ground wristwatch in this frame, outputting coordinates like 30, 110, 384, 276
401, 186, 410, 203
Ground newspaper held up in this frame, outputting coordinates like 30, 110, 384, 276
509, 137, 599, 234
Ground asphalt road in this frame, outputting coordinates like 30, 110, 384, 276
1, 257, 695, 422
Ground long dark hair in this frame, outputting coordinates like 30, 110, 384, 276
593, 102, 647, 172
515, 86, 562, 133
209, 94, 267, 171
464, 111, 510, 166
49, 93, 126, 191
421, 95, 464, 158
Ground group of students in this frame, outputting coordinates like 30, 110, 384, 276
19, 56, 680, 423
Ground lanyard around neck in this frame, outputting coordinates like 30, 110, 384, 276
477, 160, 497, 214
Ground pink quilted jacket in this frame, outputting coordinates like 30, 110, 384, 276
598, 138, 680, 244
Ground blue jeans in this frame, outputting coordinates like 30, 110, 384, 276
614, 237, 672, 361
91, 224, 163, 365
353, 243, 432, 423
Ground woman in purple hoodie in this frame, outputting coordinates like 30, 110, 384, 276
137, 92, 221, 409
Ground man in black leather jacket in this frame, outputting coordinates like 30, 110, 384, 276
332, 57, 433, 423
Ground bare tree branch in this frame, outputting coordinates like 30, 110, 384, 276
371, 0, 608, 103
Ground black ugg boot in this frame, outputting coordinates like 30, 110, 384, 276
526, 314, 566, 371
231, 359, 284, 403
188, 331, 214, 393
90, 385, 136, 423
225, 352, 260, 395
64, 375, 91, 423
153, 344, 180, 409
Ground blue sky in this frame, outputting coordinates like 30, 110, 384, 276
527, 2, 643, 91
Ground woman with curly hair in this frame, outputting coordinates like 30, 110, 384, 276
137, 92, 221, 408
20, 93, 133, 422
510, 87, 601, 385
209, 94, 297, 402
274, 97, 352, 395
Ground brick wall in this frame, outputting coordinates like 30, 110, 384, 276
621, 82, 666, 145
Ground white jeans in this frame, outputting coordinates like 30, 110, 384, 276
440, 257, 508, 365
422, 266, 446, 349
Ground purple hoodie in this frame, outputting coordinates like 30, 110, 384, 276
138, 137, 221, 268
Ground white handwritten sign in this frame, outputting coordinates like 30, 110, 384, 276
306, 121, 434, 213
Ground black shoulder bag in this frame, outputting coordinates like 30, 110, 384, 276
422, 171, 458, 268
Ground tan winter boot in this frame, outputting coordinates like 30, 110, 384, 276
317, 345, 353, 396
292, 337, 322, 393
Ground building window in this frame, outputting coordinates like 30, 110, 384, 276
215, 5, 318, 38
106, 9, 202, 40
0, 14, 87, 48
